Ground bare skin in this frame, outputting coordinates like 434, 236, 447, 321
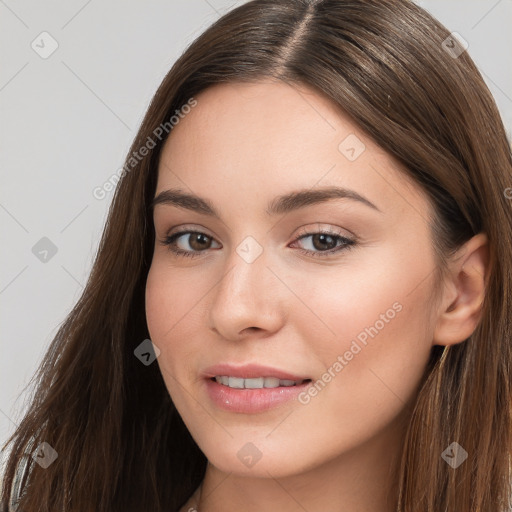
145, 80, 489, 512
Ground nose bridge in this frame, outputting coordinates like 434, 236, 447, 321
208, 237, 283, 337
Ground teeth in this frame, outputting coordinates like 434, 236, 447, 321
244, 377, 264, 389
263, 377, 280, 388
214, 376, 305, 389
228, 376, 244, 389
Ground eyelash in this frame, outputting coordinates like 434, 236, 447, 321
158, 228, 356, 259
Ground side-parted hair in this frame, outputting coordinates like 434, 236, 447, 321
2, 1, 512, 510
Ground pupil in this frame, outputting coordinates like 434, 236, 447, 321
314, 234, 335, 250
191, 233, 209, 250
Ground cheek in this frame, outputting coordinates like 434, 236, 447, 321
318, 308, 431, 436
145, 265, 187, 405
145, 262, 184, 379
291, 250, 435, 421
145, 260, 211, 386
145, 260, 203, 341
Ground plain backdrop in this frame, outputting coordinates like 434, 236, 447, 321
1, 0, 511, 454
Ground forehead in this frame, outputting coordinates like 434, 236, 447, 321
156, 80, 431, 223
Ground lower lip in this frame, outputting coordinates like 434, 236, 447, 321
204, 378, 312, 413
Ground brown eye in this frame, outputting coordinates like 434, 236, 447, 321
160, 230, 220, 258
187, 233, 212, 251
291, 230, 356, 258
160, 229, 356, 259
310, 233, 338, 251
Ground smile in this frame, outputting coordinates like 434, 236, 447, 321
213, 376, 310, 389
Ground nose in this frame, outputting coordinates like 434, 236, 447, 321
208, 246, 286, 341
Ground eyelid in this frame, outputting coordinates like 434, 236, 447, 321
163, 222, 353, 241
165, 223, 217, 238
294, 223, 354, 240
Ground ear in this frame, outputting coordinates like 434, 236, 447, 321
433, 232, 490, 347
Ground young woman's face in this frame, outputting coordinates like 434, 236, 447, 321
145, 80, 440, 478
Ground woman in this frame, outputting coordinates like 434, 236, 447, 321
2, 0, 511, 510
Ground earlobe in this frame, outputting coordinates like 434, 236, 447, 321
433, 232, 489, 346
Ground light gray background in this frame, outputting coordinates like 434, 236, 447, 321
1, 1, 511, 454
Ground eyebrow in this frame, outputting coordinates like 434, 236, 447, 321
150, 186, 381, 218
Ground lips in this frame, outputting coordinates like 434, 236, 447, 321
201, 363, 310, 382
201, 363, 313, 413
214, 376, 307, 389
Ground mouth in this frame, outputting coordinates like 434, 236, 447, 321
210, 376, 312, 389
201, 363, 313, 413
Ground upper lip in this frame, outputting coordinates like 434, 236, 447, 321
202, 363, 310, 381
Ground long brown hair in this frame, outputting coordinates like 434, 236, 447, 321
2, 0, 512, 510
